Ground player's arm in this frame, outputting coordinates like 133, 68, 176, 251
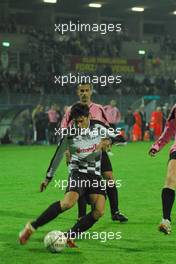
59, 107, 72, 165
40, 136, 68, 192
108, 129, 126, 146
96, 123, 126, 151
60, 107, 71, 128
115, 107, 121, 124
149, 105, 176, 157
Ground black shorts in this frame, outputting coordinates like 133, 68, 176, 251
101, 151, 113, 172
65, 171, 106, 198
169, 151, 176, 161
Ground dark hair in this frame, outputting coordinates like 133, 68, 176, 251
70, 103, 89, 120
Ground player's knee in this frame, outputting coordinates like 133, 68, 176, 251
92, 208, 104, 220
166, 177, 176, 189
61, 200, 75, 210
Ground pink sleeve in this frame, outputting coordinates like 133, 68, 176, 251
89, 103, 109, 125
60, 108, 71, 128
103, 105, 121, 124
115, 108, 121, 124
98, 105, 110, 125
152, 105, 176, 152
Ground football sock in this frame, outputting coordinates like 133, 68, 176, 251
162, 188, 175, 221
31, 201, 62, 229
78, 196, 87, 218
106, 184, 119, 215
67, 212, 97, 238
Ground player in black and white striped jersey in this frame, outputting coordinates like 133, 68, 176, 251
46, 121, 119, 179
19, 103, 121, 246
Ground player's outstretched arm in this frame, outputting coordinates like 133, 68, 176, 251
149, 105, 176, 154
40, 136, 68, 192
108, 128, 126, 146
94, 122, 126, 150
148, 147, 158, 157
40, 179, 50, 192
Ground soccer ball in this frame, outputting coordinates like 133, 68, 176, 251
44, 230, 67, 253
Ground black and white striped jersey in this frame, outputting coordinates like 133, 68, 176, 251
46, 120, 121, 180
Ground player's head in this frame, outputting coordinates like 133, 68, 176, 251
70, 103, 90, 128
77, 82, 93, 105
127, 107, 132, 113
110, 99, 116, 107
156, 106, 161, 112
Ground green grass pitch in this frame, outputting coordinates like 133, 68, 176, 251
0, 142, 176, 264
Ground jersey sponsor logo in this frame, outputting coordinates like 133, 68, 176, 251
77, 144, 97, 153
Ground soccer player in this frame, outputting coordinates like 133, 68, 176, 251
150, 107, 163, 140
104, 99, 121, 130
149, 104, 176, 234
19, 103, 121, 246
61, 83, 128, 222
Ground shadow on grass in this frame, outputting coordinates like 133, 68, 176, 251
79, 236, 176, 254
28, 247, 82, 255
0, 210, 78, 224
0, 210, 35, 219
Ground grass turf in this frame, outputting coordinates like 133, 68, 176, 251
0, 142, 176, 264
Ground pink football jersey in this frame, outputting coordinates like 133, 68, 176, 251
151, 104, 176, 154
61, 102, 109, 128
104, 105, 121, 124
48, 110, 59, 123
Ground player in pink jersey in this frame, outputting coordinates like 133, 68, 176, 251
104, 100, 121, 129
48, 104, 61, 144
61, 82, 128, 222
149, 104, 176, 234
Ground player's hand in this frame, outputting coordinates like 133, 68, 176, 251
149, 148, 157, 157
96, 139, 111, 151
115, 135, 127, 146
40, 179, 49, 192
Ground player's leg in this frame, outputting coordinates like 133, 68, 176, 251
76, 150, 128, 222
19, 191, 79, 244
90, 193, 105, 220
67, 194, 105, 239
77, 195, 87, 220
102, 151, 128, 222
159, 153, 176, 234
104, 170, 127, 222
65, 150, 87, 220
32, 191, 78, 228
